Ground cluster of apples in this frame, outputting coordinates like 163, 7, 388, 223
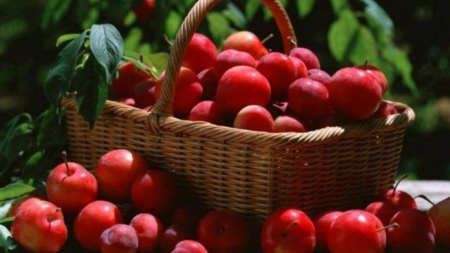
260, 179, 450, 253
7, 149, 450, 253
111, 30, 396, 133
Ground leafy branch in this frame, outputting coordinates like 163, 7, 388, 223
43, 23, 125, 129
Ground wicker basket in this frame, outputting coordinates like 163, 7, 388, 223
61, 0, 415, 227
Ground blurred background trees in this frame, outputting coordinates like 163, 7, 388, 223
1, 0, 449, 181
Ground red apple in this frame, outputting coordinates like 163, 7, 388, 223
11, 199, 67, 253
131, 170, 179, 217
307, 69, 331, 87
182, 33, 218, 74
197, 209, 252, 253
46, 151, 97, 214
129, 213, 164, 252
188, 100, 227, 126
234, 105, 274, 132
73, 200, 124, 251
355, 63, 389, 96
327, 209, 386, 253
378, 176, 418, 210
287, 77, 331, 121
386, 208, 436, 253
7, 196, 45, 218
365, 200, 401, 226
256, 52, 297, 101
289, 56, 308, 79
95, 149, 150, 203
214, 49, 257, 80
221, 31, 269, 60
216, 65, 271, 115
197, 67, 218, 100
273, 114, 307, 133
100, 224, 139, 253
155, 67, 203, 117
260, 207, 316, 253
370, 101, 397, 119
118, 97, 136, 107
133, 79, 157, 108
111, 61, 152, 99
171, 240, 208, 253
312, 210, 343, 253
327, 67, 383, 120
289, 47, 320, 70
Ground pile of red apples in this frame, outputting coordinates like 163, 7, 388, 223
112, 30, 396, 132
8, 148, 450, 253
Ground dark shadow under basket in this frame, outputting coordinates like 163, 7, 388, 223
61, 97, 415, 226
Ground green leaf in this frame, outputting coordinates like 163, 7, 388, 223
3, 123, 33, 163
328, 9, 360, 62
0, 217, 14, 225
36, 106, 67, 148
245, 0, 262, 21
349, 26, 379, 65
0, 183, 36, 203
296, 0, 316, 18
0, 200, 14, 221
0, 224, 14, 253
382, 45, 419, 96
90, 24, 124, 84
43, 31, 87, 108
358, 0, 393, 35
122, 52, 169, 79
223, 2, 247, 29
56, 33, 81, 47
41, 0, 73, 29
165, 11, 183, 39
206, 12, 231, 46
329, 0, 349, 15
146, 53, 169, 78
73, 56, 109, 129
0, 114, 32, 154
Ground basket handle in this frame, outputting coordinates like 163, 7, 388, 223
151, 0, 297, 118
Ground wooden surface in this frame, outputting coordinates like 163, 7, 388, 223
397, 180, 450, 211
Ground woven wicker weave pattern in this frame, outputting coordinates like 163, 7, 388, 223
61, 0, 415, 228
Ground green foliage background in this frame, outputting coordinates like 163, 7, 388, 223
0, 0, 450, 189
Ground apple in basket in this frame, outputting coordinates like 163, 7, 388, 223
182, 33, 218, 74
221, 30, 269, 61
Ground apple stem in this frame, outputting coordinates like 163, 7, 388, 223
392, 174, 408, 197
377, 222, 399, 232
362, 59, 368, 70
282, 220, 298, 237
414, 194, 436, 206
163, 34, 173, 47
61, 151, 71, 176
47, 207, 62, 225
261, 33, 274, 45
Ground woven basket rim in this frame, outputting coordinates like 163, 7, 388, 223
62, 97, 415, 146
